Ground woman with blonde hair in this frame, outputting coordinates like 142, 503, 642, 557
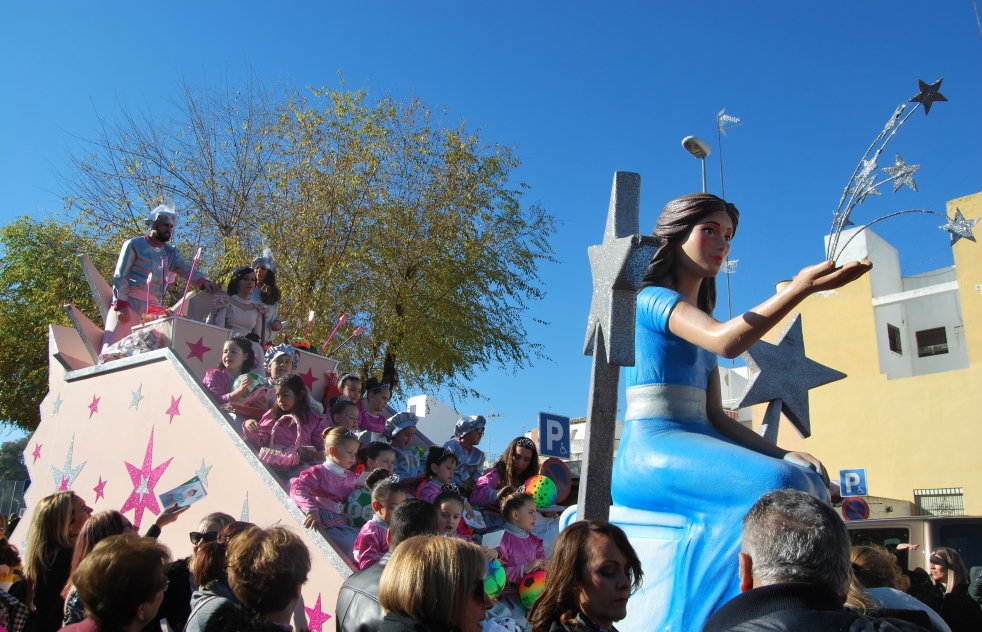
849, 545, 949, 632
378, 535, 491, 632
928, 547, 982, 632
11, 491, 91, 632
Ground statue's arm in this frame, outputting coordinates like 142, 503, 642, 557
705, 368, 785, 458
668, 260, 871, 358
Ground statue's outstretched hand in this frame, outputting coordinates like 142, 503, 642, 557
783, 451, 829, 486
795, 260, 872, 295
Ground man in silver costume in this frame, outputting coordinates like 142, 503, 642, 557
103, 204, 220, 347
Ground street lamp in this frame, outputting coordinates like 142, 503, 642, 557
681, 136, 711, 193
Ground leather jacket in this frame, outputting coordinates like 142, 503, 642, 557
335, 552, 390, 632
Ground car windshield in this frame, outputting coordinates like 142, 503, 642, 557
939, 524, 982, 572
849, 527, 911, 568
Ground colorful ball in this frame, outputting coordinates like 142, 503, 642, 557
485, 559, 506, 600
232, 373, 264, 396
344, 487, 374, 528
519, 568, 546, 609
522, 475, 557, 509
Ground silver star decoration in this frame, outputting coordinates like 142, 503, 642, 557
882, 104, 905, 132
135, 474, 150, 502
129, 385, 145, 411
941, 208, 980, 245
717, 108, 743, 136
195, 459, 213, 489
240, 491, 250, 522
583, 172, 659, 366
882, 154, 920, 193
909, 77, 947, 115
735, 315, 847, 438
51, 394, 63, 416
50, 435, 86, 490
851, 172, 881, 204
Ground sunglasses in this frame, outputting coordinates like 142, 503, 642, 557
190, 531, 219, 546
473, 580, 489, 604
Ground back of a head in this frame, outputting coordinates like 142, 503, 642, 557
851, 545, 909, 591
203, 601, 282, 632
64, 510, 129, 598
193, 522, 256, 588
227, 527, 311, 615
742, 489, 851, 595
389, 499, 438, 548
72, 535, 171, 627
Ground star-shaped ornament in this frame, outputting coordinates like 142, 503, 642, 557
186, 337, 211, 363
93, 476, 107, 503
195, 459, 213, 488
120, 427, 173, 528
51, 435, 86, 491
87, 395, 100, 419
941, 208, 979, 246
240, 491, 250, 522
583, 172, 659, 366
909, 77, 947, 115
304, 593, 332, 632
298, 367, 318, 391
736, 315, 847, 438
130, 385, 145, 411
52, 395, 63, 416
31, 443, 42, 464
882, 153, 920, 193
165, 395, 182, 423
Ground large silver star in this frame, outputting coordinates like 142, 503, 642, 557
909, 77, 947, 115
135, 474, 150, 502
51, 435, 86, 490
195, 459, 213, 488
51, 395, 63, 416
735, 315, 846, 438
129, 385, 145, 411
941, 208, 980, 245
882, 153, 920, 193
583, 172, 659, 366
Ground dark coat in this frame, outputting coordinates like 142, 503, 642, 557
336, 552, 389, 632
378, 612, 460, 632
10, 545, 74, 632
702, 582, 930, 632
932, 582, 982, 632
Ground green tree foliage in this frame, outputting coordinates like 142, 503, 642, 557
0, 438, 29, 484
0, 218, 118, 430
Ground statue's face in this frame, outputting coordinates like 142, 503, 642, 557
677, 209, 733, 279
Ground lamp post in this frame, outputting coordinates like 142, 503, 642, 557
682, 136, 711, 193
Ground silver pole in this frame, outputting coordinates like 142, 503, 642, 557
701, 158, 707, 193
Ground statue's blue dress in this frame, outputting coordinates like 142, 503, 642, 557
611, 287, 828, 631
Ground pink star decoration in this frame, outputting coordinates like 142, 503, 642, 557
304, 593, 331, 632
87, 395, 101, 419
31, 443, 41, 464
298, 367, 319, 391
120, 427, 173, 529
165, 395, 182, 423
186, 337, 212, 362
93, 476, 107, 503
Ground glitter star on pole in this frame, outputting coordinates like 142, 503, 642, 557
185, 337, 211, 363
909, 77, 947, 115
195, 459, 213, 488
51, 435, 86, 491
736, 315, 847, 438
120, 427, 173, 529
52, 394, 63, 416
31, 443, 42, 464
882, 154, 920, 193
93, 476, 107, 503
165, 396, 182, 423
87, 395, 101, 419
304, 594, 332, 632
941, 208, 980, 245
130, 385, 145, 411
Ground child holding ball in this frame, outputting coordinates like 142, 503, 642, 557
496, 487, 545, 625
290, 427, 362, 555
352, 470, 406, 570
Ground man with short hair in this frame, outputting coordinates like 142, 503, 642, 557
335, 499, 439, 632
703, 489, 928, 632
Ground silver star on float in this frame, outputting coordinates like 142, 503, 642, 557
135, 474, 150, 502
882, 154, 920, 193
195, 459, 213, 488
51, 435, 86, 490
717, 108, 743, 136
240, 491, 250, 522
129, 385, 145, 411
51, 395, 63, 416
583, 172, 659, 366
735, 314, 847, 438
882, 104, 905, 133
941, 208, 980, 245
909, 77, 947, 115
851, 166, 881, 204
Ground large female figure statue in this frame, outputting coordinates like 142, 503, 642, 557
611, 193, 870, 630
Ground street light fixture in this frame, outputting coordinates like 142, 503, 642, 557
681, 136, 711, 193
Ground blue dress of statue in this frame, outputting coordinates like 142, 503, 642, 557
611, 286, 828, 631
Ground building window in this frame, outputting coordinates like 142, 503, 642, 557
887, 324, 902, 355
914, 488, 965, 516
408, 404, 416, 414
915, 327, 948, 357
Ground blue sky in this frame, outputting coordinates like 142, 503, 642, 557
2, 2, 981, 453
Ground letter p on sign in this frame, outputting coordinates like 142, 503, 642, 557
838, 468, 868, 498
537, 413, 570, 458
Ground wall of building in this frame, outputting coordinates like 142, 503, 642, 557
754, 192, 982, 514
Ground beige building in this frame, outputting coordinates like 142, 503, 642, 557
754, 191, 982, 516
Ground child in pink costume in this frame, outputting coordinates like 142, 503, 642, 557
416, 447, 471, 508
291, 428, 362, 556
243, 375, 325, 460
202, 338, 258, 405
358, 378, 391, 436
495, 489, 545, 627
352, 470, 405, 570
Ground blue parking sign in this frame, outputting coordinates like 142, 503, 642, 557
839, 468, 868, 497
538, 413, 570, 458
